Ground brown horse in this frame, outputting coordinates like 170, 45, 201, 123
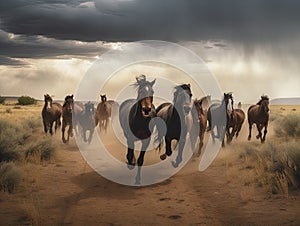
226, 108, 245, 144
42, 94, 62, 135
95, 94, 112, 132
247, 96, 269, 143
193, 98, 208, 156
62, 95, 74, 143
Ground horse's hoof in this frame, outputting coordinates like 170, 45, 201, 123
248, 136, 251, 141
127, 163, 135, 170
256, 135, 260, 139
171, 161, 179, 168
160, 154, 167, 160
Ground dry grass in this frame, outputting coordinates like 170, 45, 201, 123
223, 108, 300, 196
0, 103, 57, 193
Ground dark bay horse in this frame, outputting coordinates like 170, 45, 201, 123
193, 97, 208, 156
42, 94, 62, 135
78, 102, 95, 144
247, 96, 269, 143
62, 95, 74, 143
119, 75, 156, 168
207, 93, 233, 146
226, 108, 245, 144
95, 94, 112, 132
156, 84, 193, 167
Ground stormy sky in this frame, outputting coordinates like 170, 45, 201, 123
0, 0, 299, 102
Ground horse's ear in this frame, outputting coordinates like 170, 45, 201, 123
71, 94, 74, 98
150, 79, 156, 87
187, 84, 190, 88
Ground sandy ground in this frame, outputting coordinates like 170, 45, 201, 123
1, 105, 300, 225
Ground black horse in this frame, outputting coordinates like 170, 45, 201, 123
119, 75, 156, 168
156, 84, 194, 168
78, 102, 96, 144
207, 93, 233, 147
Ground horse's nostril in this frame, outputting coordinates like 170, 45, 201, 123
142, 107, 151, 115
184, 106, 191, 113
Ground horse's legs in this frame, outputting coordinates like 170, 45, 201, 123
137, 139, 150, 166
62, 121, 67, 143
173, 138, 185, 168
262, 123, 268, 143
88, 128, 94, 144
256, 124, 262, 140
248, 121, 252, 141
126, 139, 135, 166
67, 124, 73, 141
43, 121, 48, 133
49, 121, 54, 135
160, 137, 172, 160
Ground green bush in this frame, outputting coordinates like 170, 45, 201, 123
0, 96, 5, 104
0, 162, 23, 193
17, 96, 37, 105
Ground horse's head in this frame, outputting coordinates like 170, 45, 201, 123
260, 98, 269, 113
194, 99, 204, 117
136, 75, 155, 118
174, 84, 193, 115
44, 94, 53, 110
224, 92, 234, 112
85, 102, 95, 115
64, 95, 74, 113
100, 94, 107, 102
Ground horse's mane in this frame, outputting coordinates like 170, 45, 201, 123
63, 95, 73, 107
256, 95, 269, 105
173, 84, 191, 103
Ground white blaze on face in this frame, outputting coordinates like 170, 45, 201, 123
47, 100, 51, 109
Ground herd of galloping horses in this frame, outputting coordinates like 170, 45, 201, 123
42, 75, 269, 168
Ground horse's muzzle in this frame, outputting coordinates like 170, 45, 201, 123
142, 107, 151, 117
184, 105, 191, 114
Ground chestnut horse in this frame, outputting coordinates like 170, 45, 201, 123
193, 97, 208, 156
156, 84, 194, 167
42, 94, 62, 135
62, 95, 74, 143
247, 96, 269, 143
95, 94, 112, 132
226, 108, 245, 144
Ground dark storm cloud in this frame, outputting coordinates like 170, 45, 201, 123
0, 0, 300, 43
0, 55, 29, 67
0, 29, 109, 62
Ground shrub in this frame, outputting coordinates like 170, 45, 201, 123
0, 120, 23, 162
17, 96, 37, 105
0, 162, 23, 193
274, 114, 300, 138
0, 96, 5, 104
25, 138, 56, 162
